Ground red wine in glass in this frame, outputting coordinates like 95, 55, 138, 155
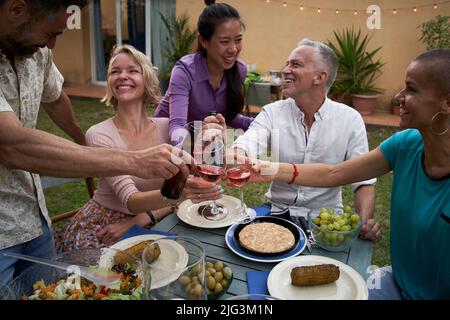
196, 165, 224, 183
226, 167, 251, 188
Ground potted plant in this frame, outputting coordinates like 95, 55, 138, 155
159, 12, 197, 93
327, 28, 385, 115
418, 15, 450, 50
391, 97, 401, 116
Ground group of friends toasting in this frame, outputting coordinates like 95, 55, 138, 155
0, 0, 448, 299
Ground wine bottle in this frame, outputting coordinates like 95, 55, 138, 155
160, 169, 187, 200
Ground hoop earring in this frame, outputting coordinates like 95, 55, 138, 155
431, 111, 449, 136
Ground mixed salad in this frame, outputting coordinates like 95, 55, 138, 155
22, 263, 143, 300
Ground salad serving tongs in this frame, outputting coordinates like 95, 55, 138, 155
2, 252, 120, 288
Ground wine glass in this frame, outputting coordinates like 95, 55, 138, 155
141, 236, 206, 300
225, 163, 252, 218
195, 127, 228, 221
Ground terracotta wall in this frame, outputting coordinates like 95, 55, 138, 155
52, 1, 450, 111
176, 0, 450, 111
53, 2, 130, 86
52, 7, 91, 86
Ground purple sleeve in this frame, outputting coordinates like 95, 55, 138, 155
229, 113, 254, 131
167, 63, 192, 145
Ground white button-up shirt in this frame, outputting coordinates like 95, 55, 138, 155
0, 47, 63, 250
233, 97, 376, 217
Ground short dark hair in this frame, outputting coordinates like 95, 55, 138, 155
413, 48, 450, 96
25, 0, 88, 19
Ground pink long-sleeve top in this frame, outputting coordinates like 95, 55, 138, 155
85, 117, 169, 214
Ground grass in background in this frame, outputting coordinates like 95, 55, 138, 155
38, 97, 398, 267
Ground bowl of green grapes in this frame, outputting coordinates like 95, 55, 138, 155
307, 206, 362, 252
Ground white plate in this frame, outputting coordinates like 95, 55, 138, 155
267, 255, 368, 300
177, 195, 248, 228
110, 235, 188, 289
110, 234, 166, 251
98, 235, 165, 269
225, 217, 306, 263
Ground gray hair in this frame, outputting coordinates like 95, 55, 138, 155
298, 38, 338, 92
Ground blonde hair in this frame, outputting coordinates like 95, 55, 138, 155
101, 44, 161, 109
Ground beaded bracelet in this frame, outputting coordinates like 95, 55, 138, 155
145, 211, 157, 225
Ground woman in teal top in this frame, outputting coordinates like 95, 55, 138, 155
250, 49, 450, 299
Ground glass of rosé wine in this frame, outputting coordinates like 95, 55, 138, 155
225, 163, 252, 217
194, 127, 228, 221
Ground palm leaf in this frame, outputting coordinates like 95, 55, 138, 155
159, 12, 197, 79
327, 27, 384, 97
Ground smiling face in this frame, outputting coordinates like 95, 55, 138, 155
281, 46, 326, 99
394, 61, 448, 131
200, 19, 243, 74
4, 7, 68, 57
108, 53, 145, 105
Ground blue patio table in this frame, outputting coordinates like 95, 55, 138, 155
122, 204, 373, 299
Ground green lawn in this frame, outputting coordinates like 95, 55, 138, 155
38, 97, 398, 267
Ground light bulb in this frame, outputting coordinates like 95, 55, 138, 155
393, 8, 397, 14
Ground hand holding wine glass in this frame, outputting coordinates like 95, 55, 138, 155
225, 150, 253, 218
182, 175, 222, 204
196, 127, 228, 221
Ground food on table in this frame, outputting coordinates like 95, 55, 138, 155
178, 260, 233, 299
115, 240, 160, 265
309, 206, 361, 249
22, 262, 143, 300
238, 222, 295, 253
198, 204, 225, 217
142, 242, 161, 264
313, 207, 360, 232
290, 264, 340, 286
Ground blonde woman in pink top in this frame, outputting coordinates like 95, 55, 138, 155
56, 45, 220, 252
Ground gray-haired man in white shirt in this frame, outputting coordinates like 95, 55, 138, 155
233, 39, 381, 242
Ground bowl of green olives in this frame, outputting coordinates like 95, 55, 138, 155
176, 259, 233, 300
205, 260, 233, 300
308, 206, 362, 252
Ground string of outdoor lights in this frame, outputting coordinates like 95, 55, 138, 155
262, 0, 450, 15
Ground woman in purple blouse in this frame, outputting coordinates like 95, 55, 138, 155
154, 1, 253, 145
